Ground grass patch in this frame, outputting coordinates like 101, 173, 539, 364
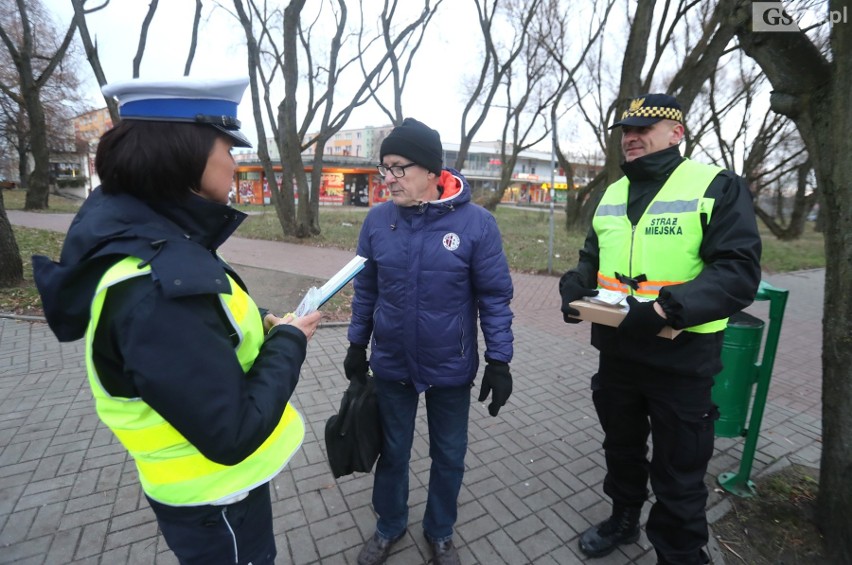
236, 206, 366, 251
237, 206, 589, 274
758, 223, 825, 274
2, 199, 826, 317
237, 206, 823, 276
3, 188, 83, 213
0, 226, 65, 315
713, 464, 826, 564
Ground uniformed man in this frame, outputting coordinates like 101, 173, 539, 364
558, 93, 762, 565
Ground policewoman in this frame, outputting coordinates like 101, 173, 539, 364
558, 94, 761, 564
33, 76, 321, 564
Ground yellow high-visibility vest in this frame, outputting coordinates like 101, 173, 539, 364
85, 256, 304, 506
594, 159, 727, 334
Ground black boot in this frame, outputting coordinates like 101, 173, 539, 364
578, 505, 641, 558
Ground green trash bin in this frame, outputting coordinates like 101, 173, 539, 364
714, 281, 789, 497
712, 311, 765, 438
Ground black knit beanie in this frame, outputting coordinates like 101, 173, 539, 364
380, 118, 443, 175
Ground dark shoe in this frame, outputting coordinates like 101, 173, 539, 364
578, 506, 641, 558
357, 532, 404, 565
428, 538, 461, 565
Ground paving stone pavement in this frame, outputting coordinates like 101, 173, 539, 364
1, 211, 823, 564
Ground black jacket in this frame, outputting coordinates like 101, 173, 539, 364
33, 188, 308, 465
561, 146, 762, 378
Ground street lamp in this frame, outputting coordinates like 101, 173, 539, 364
547, 130, 556, 274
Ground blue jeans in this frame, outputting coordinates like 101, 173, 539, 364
372, 379, 471, 542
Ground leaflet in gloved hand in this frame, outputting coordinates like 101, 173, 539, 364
293, 255, 367, 317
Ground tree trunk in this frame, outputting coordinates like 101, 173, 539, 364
815, 14, 852, 561
0, 191, 23, 288
735, 0, 852, 560
17, 145, 28, 190
22, 86, 50, 210
575, 0, 655, 229
7, 0, 78, 210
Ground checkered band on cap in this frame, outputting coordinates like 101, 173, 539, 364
620, 105, 683, 123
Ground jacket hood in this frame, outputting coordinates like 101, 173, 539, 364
433, 168, 470, 207
33, 187, 246, 342
433, 169, 469, 205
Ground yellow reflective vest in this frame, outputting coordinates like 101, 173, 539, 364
85, 256, 304, 506
593, 159, 728, 334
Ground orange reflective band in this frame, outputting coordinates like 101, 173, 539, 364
597, 272, 630, 293
597, 272, 686, 297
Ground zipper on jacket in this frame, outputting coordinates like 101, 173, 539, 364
458, 314, 465, 358
628, 224, 637, 296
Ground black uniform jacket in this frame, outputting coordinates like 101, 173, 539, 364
33, 188, 308, 465
561, 146, 762, 378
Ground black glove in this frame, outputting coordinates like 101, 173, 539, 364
559, 274, 598, 323
478, 360, 512, 417
343, 343, 369, 382
618, 296, 667, 338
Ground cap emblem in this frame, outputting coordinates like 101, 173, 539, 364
628, 97, 645, 113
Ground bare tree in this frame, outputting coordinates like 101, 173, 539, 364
70, 0, 118, 123
364, 0, 442, 127
184, 0, 203, 75
450, 0, 536, 172
558, 0, 745, 231
479, 2, 556, 210
233, 0, 441, 237
734, 1, 852, 559
0, 0, 77, 210
683, 50, 815, 239
73, 0, 204, 124
538, 0, 616, 227
132, 0, 160, 77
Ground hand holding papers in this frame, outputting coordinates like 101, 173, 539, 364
569, 289, 681, 339
293, 255, 367, 317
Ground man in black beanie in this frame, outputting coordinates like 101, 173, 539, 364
379, 117, 444, 176
344, 117, 514, 565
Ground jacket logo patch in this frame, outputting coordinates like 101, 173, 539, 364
442, 232, 461, 251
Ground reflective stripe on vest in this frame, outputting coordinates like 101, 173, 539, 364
593, 159, 728, 334
85, 256, 304, 506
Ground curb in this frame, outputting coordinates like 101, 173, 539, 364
0, 312, 47, 322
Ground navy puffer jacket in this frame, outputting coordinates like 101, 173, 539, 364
348, 168, 514, 392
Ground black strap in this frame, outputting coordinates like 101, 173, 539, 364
615, 272, 647, 291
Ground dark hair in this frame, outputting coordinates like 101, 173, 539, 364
95, 120, 220, 201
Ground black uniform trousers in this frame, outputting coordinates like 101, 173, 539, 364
147, 482, 276, 565
591, 354, 718, 565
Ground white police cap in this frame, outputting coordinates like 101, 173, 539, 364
101, 76, 252, 147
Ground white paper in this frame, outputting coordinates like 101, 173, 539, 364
584, 289, 628, 308
293, 255, 367, 316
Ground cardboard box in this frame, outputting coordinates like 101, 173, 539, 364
568, 300, 681, 340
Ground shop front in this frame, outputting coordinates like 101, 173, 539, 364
234, 161, 378, 207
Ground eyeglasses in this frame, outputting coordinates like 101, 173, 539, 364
376, 162, 418, 178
